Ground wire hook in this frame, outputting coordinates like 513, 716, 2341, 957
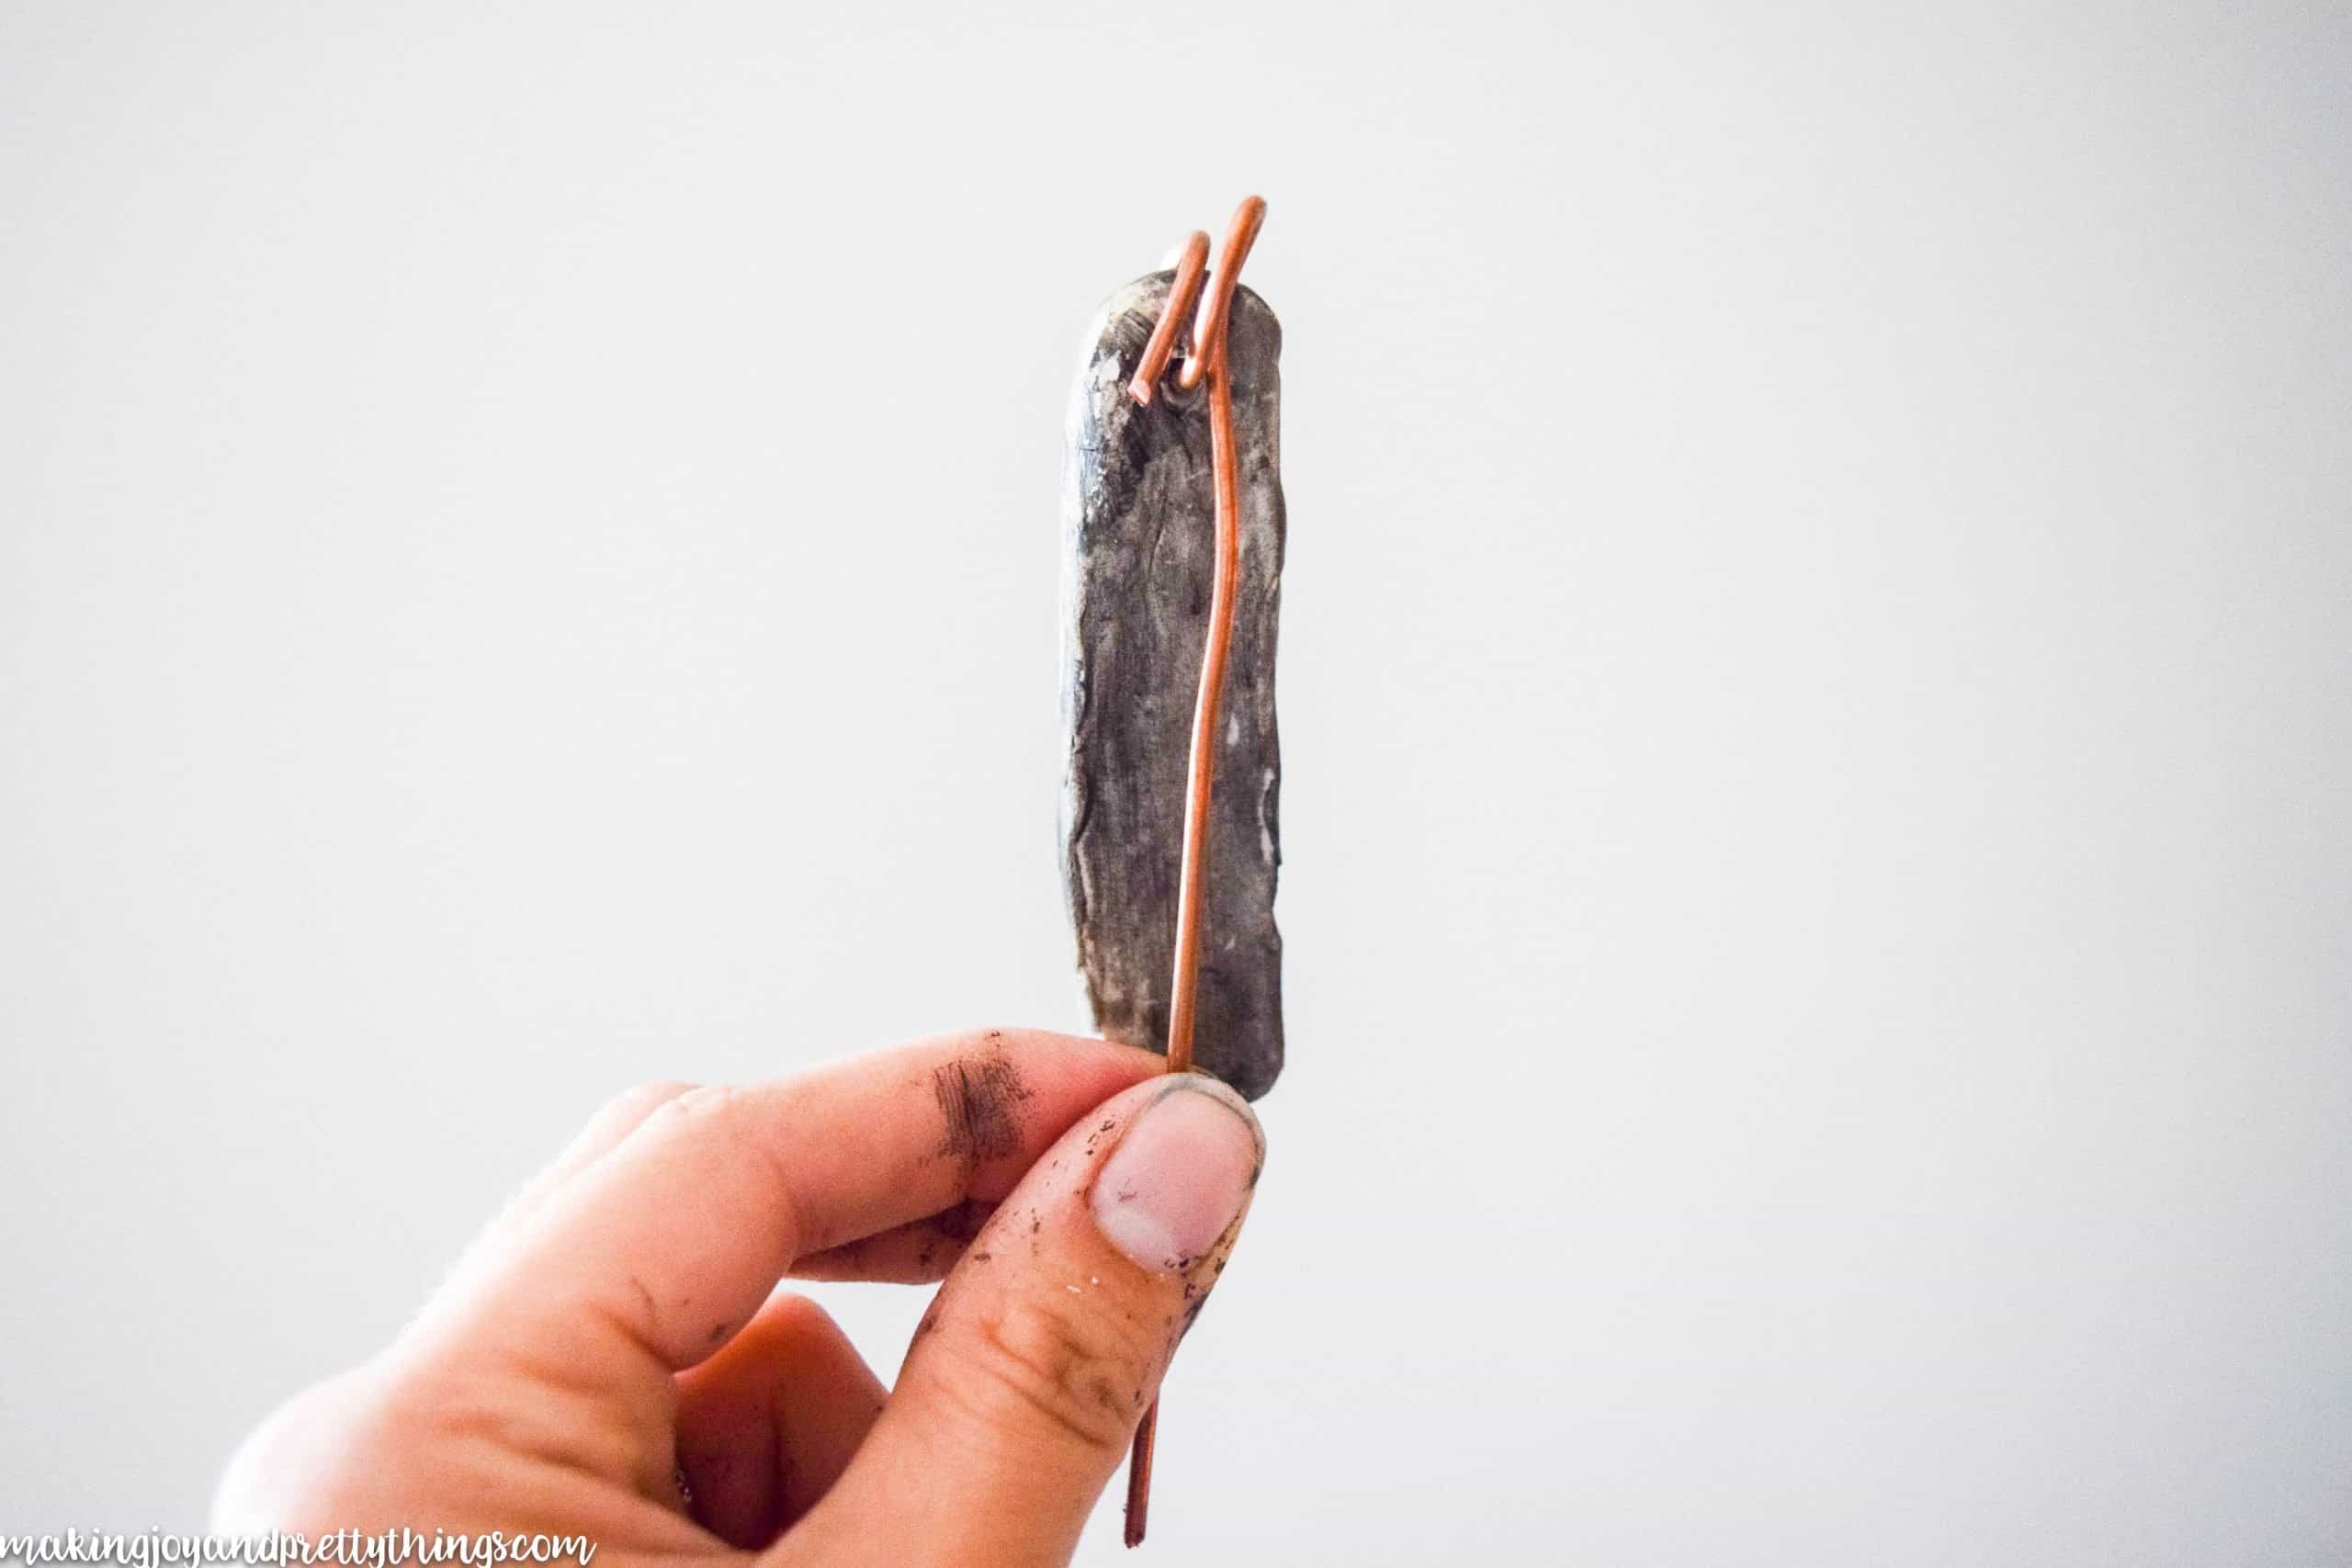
1126, 197, 1268, 405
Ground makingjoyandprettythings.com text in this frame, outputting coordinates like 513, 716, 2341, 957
0, 1534, 597, 1568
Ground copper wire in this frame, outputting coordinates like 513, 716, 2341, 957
1119, 192, 1268, 1550
1127, 231, 1208, 407
1173, 197, 1266, 396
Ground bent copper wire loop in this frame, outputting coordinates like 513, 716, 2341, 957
1119, 192, 1268, 1551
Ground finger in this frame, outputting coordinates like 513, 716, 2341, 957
791, 1074, 1264, 1568
431, 1029, 1161, 1380
674, 1292, 886, 1549
443, 1079, 700, 1292
790, 1200, 998, 1284
507, 1079, 699, 1224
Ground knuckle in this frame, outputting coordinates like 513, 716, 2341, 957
637, 1081, 749, 1145
661, 1081, 742, 1122
635, 1083, 805, 1237
610, 1078, 696, 1118
213, 1368, 386, 1529
952, 1294, 1156, 1458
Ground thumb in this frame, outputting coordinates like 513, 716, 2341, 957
791, 1073, 1264, 1566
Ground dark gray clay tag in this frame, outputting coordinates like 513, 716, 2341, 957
1058, 270, 1286, 1100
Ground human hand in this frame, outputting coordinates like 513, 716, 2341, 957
216, 1029, 1265, 1565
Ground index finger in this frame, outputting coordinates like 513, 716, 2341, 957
421, 1029, 1162, 1376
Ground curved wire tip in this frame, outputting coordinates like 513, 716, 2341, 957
1127, 231, 1208, 406
1126, 196, 1267, 406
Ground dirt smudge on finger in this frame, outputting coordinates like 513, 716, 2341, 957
932, 1049, 1035, 1172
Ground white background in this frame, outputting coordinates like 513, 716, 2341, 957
4, 4, 2347, 1562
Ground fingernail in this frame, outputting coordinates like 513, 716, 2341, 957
1090, 1079, 1263, 1273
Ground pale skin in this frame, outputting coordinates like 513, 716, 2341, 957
216, 1029, 1266, 1566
